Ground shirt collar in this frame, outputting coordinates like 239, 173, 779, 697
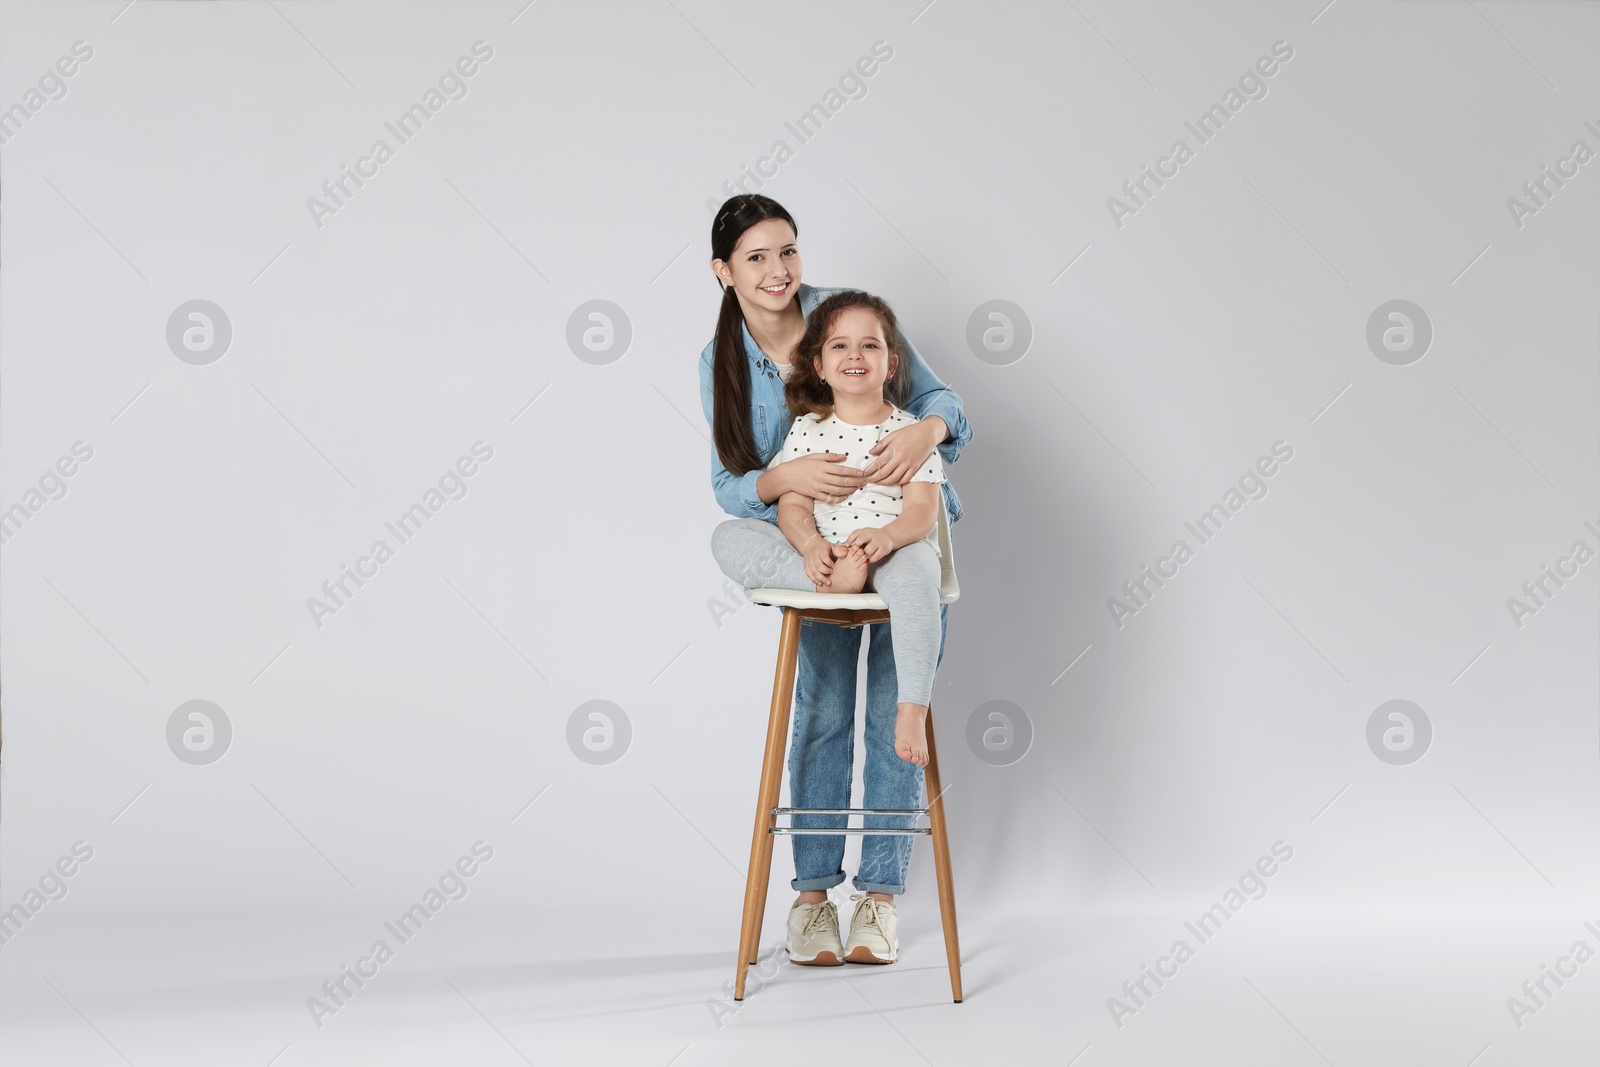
820, 404, 906, 429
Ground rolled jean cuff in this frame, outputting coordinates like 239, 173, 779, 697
791, 872, 846, 892
851, 876, 905, 895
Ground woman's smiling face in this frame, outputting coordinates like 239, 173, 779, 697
814, 307, 894, 399
712, 218, 801, 312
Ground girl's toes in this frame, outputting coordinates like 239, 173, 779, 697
895, 739, 929, 766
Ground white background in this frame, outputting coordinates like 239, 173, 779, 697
1, 1, 1595, 1064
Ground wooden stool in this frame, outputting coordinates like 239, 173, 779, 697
733, 505, 962, 1002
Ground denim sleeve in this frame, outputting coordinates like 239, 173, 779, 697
897, 324, 973, 465
701, 346, 779, 522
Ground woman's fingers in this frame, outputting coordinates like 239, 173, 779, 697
863, 457, 907, 484
818, 474, 864, 502
817, 453, 853, 482
860, 454, 896, 482
822, 463, 864, 486
797, 454, 861, 502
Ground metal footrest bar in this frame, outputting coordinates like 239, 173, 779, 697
769, 805, 931, 836
773, 807, 925, 816
771, 827, 931, 835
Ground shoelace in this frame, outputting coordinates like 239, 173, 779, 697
849, 893, 887, 933
802, 901, 836, 937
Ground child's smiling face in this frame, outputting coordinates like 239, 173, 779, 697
814, 307, 895, 400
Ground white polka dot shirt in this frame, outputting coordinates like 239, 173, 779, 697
778, 406, 946, 552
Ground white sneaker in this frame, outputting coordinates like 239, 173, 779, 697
843, 893, 899, 964
786, 899, 844, 966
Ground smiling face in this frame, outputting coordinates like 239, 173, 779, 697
711, 218, 801, 313
814, 306, 897, 400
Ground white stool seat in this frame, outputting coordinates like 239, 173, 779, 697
745, 499, 960, 610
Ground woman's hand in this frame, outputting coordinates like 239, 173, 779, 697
861, 416, 946, 486
802, 537, 838, 587
843, 526, 897, 563
781, 452, 867, 504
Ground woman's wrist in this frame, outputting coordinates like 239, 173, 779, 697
756, 464, 787, 503
921, 415, 949, 448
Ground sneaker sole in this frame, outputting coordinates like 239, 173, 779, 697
844, 944, 896, 964
789, 950, 843, 967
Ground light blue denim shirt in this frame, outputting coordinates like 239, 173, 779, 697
698, 283, 971, 524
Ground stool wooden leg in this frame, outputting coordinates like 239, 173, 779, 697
735, 607, 803, 999
747, 616, 802, 965
752, 610, 806, 962
923, 709, 963, 1002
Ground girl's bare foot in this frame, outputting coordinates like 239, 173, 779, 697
822, 544, 868, 594
894, 703, 929, 766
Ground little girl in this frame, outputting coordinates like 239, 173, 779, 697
772, 290, 946, 770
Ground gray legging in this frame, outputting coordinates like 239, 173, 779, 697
711, 518, 941, 707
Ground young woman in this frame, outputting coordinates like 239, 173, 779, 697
698, 195, 972, 966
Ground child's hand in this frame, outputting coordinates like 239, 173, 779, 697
802, 537, 837, 587
843, 527, 896, 563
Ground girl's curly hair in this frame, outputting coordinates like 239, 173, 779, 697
784, 290, 909, 420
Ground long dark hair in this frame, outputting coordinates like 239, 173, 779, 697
710, 194, 798, 475
785, 290, 908, 420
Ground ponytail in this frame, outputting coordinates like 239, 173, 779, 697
711, 285, 764, 475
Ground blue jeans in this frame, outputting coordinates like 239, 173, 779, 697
789, 604, 949, 895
